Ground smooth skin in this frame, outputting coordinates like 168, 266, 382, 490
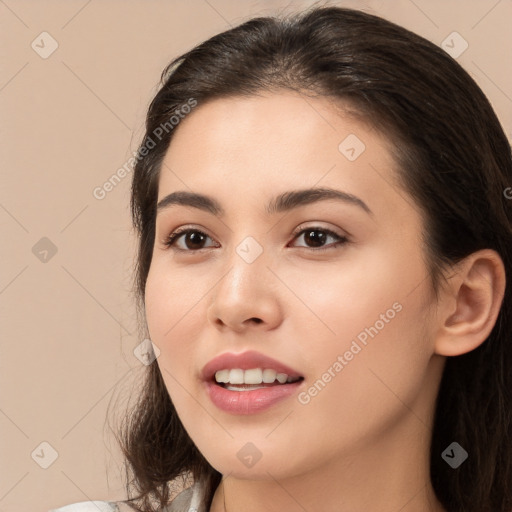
144, 91, 505, 512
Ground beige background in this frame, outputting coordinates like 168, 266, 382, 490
1, 1, 511, 511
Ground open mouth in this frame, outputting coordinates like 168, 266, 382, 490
201, 351, 305, 412
202, 353, 305, 414
214, 368, 304, 391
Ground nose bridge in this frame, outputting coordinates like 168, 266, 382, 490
221, 233, 271, 305
207, 233, 282, 330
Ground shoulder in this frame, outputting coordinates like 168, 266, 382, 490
48, 501, 119, 512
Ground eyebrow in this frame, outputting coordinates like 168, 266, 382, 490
156, 187, 373, 217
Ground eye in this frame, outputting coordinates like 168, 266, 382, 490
163, 228, 218, 251
163, 226, 348, 253
289, 226, 348, 251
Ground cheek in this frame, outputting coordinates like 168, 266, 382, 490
144, 262, 208, 380
145, 257, 208, 332
277, 241, 428, 353
284, 243, 434, 416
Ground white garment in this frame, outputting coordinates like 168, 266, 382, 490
48, 481, 205, 512
48, 502, 118, 512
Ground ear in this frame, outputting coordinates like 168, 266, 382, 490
434, 249, 506, 357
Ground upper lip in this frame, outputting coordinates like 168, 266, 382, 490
201, 350, 303, 382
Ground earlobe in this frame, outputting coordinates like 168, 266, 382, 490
434, 249, 506, 357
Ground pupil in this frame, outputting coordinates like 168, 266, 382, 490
186, 232, 205, 249
305, 230, 326, 247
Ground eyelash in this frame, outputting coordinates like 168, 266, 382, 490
163, 226, 349, 253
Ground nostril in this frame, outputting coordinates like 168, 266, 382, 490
250, 318, 263, 324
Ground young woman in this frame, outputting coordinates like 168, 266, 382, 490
50, 5, 512, 512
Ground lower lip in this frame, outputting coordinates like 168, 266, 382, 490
204, 380, 303, 415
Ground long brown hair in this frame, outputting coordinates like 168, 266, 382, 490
114, 5, 512, 511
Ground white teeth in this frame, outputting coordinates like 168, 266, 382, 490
215, 369, 230, 383
244, 368, 263, 384
214, 368, 301, 385
262, 369, 277, 383
276, 373, 288, 384
228, 369, 244, 384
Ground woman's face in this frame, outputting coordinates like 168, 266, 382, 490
145, 91, 445, 480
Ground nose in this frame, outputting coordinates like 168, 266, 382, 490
206, 249, 283, 333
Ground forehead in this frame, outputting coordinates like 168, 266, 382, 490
157, 92, 415, 222
165, 92, 376, 163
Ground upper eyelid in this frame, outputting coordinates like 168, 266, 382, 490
166, 224, 345, 239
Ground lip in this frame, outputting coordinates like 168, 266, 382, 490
204, 379, 303, 415
201, 350, 303, 382
201, 350, 304, 415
